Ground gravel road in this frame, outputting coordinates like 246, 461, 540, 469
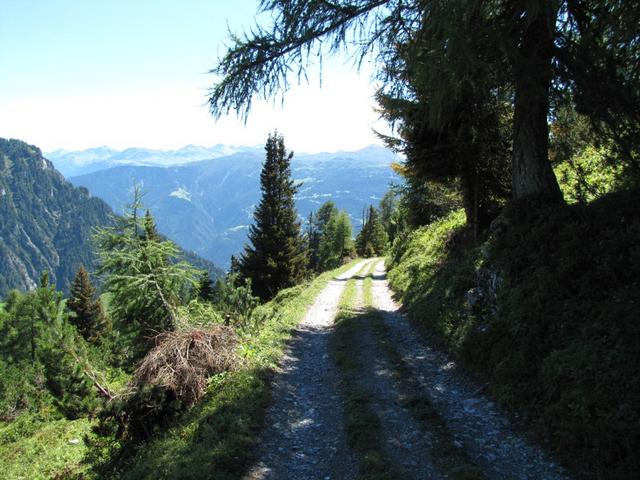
243, 260, 369, 480
244, 258, 571, 480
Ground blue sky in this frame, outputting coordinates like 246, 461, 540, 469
0, 0, 386, 152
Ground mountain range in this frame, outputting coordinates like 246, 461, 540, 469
0, 138, 222, 297
46, 144, 264, 177
65, 145, 401, 267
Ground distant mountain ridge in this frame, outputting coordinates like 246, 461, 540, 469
46, 144, 264, 177
0, 138, 223, 297
69, 145, 401, 267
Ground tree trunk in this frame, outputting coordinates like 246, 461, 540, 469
512, 0, 563, 202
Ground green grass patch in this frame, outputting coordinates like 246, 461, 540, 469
0, 414, 94, 479
105, 260, 362, 480
386, 190, 640, 479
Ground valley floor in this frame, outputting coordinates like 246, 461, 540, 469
244, 259, 569, 480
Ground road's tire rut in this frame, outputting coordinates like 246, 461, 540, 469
348, 277, 444, 480
369, 260, 570, 480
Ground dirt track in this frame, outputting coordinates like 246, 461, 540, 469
244, 259, 569, 480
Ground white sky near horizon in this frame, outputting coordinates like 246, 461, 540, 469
0, 0, 390, 154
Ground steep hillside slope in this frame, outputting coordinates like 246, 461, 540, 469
386, 191, 640, 479
0, 139, 223, 297
70, 146, 399, 267
0, 139, 114, 296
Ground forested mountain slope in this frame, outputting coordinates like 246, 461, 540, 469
0, 138, 222, 297
0, 138, 114, 296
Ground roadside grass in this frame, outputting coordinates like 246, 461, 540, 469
108, 260, 361, 480
0, 414, 94, 479
330, 260, 401, 480
362, 276, 486, 480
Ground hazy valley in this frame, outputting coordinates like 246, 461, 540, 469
61, 145, 400, 267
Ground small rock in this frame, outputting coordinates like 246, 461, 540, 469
68, 438, 80, 445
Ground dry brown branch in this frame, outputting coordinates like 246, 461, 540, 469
132, 325, 239, 407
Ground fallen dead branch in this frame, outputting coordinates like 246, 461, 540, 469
133, 325, 239, 407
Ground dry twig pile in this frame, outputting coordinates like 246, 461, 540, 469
133, 325, 238, 407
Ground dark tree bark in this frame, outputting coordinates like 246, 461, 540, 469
512, 0, 563, 202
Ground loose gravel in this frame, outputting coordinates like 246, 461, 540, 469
243, 260, 369, 480
370, 259, 571, 480
244, 258, 572, 480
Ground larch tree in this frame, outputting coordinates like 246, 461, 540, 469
238, 132, 307, 300
208, 0, 640, 208
94, 188, 199, 342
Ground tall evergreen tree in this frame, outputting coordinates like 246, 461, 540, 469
142, 209, 161, 241
67, 265, 108, 342
317, 208, 354, 270
356, 205, 388, 257
239, 132, 307, 300
196, 271, 215, 302
306, 211, 321, 272
307, 201, 339, 271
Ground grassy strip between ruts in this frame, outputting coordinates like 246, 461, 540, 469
330, 260, 403, 480
362, 272, 487, 480
113, 260, 362, 480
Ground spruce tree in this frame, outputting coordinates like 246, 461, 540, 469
197, 271, 215, 302
308, 201, 339, 271
142, 209, 161, 241
67, 265, 108, 342
356, 205, 388, 257
239, 132, 307, 300
317, 208, 354, 270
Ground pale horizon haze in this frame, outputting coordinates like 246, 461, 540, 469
0, 0, 390, 154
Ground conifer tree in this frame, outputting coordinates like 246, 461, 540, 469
196, 271, 215, 302
356, 205, 388, 257
67, 265, 108, 342
94, 189, 199, 340
307, 201, 339, 271
239, 132, 307, 300
307, 211, 321, 271
318, 209, 354, 270
142, 209, 161, 241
